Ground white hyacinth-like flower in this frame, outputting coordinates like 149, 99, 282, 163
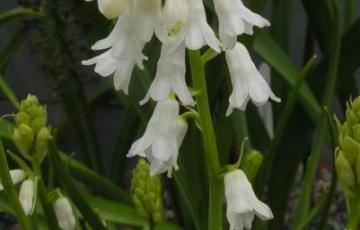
140, 42, 195, 106
54, 196, 76, 230
85, 0, 128, 19
127, 99, 187, 176
225, 42, 280, 116
19, 178, 37, 216
213, 0, 270, 49
161, 0, 221, 52
0, 169, 26, 190
224, 169, 273, 230
82, 0, 161, 93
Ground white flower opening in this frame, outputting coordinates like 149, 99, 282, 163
127, 99, 187, 177
225, 42, 280, 116
224, 169, 273, 230
213, 0, 270, 49
140, 42, 195, 106
160, 0, 221, 52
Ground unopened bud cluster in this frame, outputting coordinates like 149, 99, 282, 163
12, 94, 50, 159
131, 159, 163, 223
336, 97, 360, 197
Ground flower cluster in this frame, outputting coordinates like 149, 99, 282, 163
83, 0, 277, 228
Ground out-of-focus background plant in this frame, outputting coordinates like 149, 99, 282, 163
0, 0, 360, 229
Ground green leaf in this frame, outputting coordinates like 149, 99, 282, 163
84, 194, 147, 227
0, 7, 42, 26
247, 31, 321, 122
60, 153, 132, 205
48, 139, 107, 230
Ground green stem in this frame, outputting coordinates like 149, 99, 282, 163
31, 159, 60, 230
0, 138, 31, 230
189, 50, 223, 230
346, 197, 360, 230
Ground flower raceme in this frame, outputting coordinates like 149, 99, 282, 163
224, 170, 273, 230
83, 0, 278, 113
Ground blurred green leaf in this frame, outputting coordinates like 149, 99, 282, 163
84, 195, 147, 227
48, 139, 107, 230
0, 7, 42, 26
247, 31, 321, 122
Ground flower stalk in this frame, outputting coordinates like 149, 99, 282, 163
0, 137, 31, 230
189, 50, 223, 230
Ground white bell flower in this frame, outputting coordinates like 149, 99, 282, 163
84, 0, 128, 19
225, 42, 280, 116
54, 196, 76, 230
83, 0, 161, 93
224, 169, 273, 230
0, 169, 26, 190
140, 42, 195, 106
160, 0, 221, 52
213, 0, 270, 49
19, 178, 37, 216
127, 99, 187, 177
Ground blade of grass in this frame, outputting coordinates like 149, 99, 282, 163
292, 1, 341, 227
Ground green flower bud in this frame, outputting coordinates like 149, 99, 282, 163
336, 96, 360, 197
16, 112, 31, 125
13, 124, 34, 156
335, 151, 355, 194
17, 95, 47, 134
35, 127, 51, 158
131, 159, 163, 223
31, 117, 47, 134
241, 150, 264, 182
341, 136, 359, 166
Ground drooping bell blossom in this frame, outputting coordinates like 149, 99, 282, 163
85, 0, 128, 19
54, 196, 76, 230
83, 0, 161, 93
225, 42, 280, 116
140, 42, 195, 106
0, 169, 26, 190
127, 99, 187, 177
160, 0, 221, 52
224, 169, 273, 230
19, 178, 37, 216
213, 0, 270, 49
